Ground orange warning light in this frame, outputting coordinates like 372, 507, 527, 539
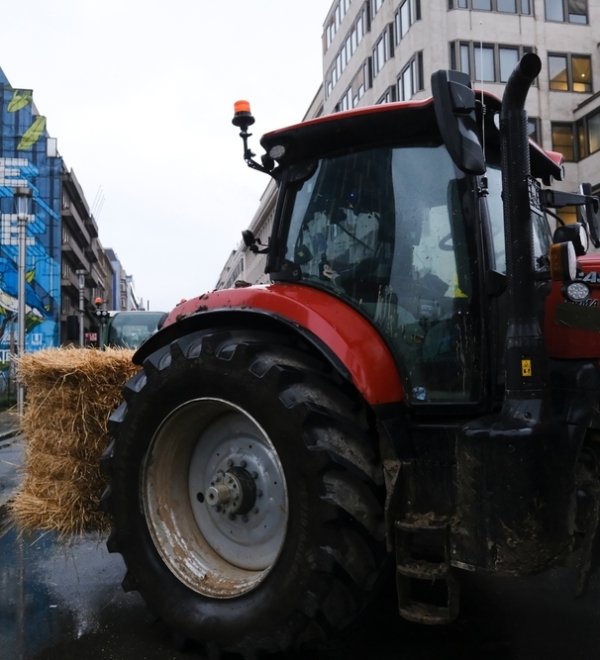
234, 100, 251, 114
232, 99, 255, 129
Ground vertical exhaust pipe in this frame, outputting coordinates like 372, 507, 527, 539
500, 52, 546, 400
453, 55, 578, 575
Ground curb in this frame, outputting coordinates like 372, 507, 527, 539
0, 429, 19, 442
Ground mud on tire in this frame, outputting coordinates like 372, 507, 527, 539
102, 328, 387, 655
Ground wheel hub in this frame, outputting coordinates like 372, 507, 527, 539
206, 466, 257, 516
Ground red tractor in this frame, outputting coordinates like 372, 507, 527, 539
102, 54, 600, 655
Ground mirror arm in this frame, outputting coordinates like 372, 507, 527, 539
236, 130, 273, 174
232, 101, 275, 175
242, 230, 270, 254
540, 189, 599, 212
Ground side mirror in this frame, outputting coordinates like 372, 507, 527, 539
580, 183, 600, 248
431, 69, 485, 175
553, 222, 589, 256
549, 241, 577, 282
242, 229, 268, 254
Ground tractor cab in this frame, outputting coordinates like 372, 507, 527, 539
233, 62, 594, 411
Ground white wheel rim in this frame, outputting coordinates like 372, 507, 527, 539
142, 398, 289, 598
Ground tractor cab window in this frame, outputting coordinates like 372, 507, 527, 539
485, 166, 553, 273
282, 144, 481, 404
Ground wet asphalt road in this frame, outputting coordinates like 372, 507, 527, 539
2, 432, 600, 660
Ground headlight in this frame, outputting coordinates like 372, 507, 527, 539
565, 281, 590, 302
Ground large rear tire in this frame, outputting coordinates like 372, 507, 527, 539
102, 329, 386, 655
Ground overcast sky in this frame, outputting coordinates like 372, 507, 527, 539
0, 1, 327, 311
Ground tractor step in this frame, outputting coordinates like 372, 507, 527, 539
394, 516, 459, 625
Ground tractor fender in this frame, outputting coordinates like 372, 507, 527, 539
135, 284, 405, 406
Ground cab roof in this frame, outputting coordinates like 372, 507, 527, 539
260, 94, 563, 182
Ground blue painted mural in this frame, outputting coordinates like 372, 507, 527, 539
0, 77, 62, 371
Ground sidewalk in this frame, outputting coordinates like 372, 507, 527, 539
0, 409, 19, 440
0, 409, 22, 509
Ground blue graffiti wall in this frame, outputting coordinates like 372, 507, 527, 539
0, 82, 62, 361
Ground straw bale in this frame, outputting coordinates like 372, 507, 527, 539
9, 347, 139, 536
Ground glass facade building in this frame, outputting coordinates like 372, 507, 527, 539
0, 67, 62, 363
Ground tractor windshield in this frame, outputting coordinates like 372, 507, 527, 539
281, 143, 480, 404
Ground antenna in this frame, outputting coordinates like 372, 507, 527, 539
478, 22, 487, 159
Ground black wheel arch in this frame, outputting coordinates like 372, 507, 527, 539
135, 308, 352, 382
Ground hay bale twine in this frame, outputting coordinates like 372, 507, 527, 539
9, 347, 138, 536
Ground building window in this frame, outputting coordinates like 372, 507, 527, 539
548, 53, 592, 93
499, 46, 519, 82
497, 0, 516, 10
449, 0, 530, 12
474, 44, 495, 82
325, 4, 369, 98
397, 52, 424, 100
544, 0, 588, 24
528, 117, 541, 144
377, 86, 397, 104
577, 119, 588, 159
372, 0, 384, 16
372, 24, 394, 77
460, 44, 470, 75
338, 87, 353, 112
324, 0, 353, 51
373, 37, 385, 77
572, 109, 600, 159
551, 122, 576, 161
335, 59, 372, 112
586, 112, 600, 154
395, 0, 421, 43
452, 42, 533, 83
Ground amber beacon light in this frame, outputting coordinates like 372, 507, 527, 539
232, 100, 255, 130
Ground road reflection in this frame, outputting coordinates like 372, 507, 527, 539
1, 509, 600, 660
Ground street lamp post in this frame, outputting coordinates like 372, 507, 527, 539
15, 187, 31, 417
76, 269, 87, 347
94, 297, 109, 349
